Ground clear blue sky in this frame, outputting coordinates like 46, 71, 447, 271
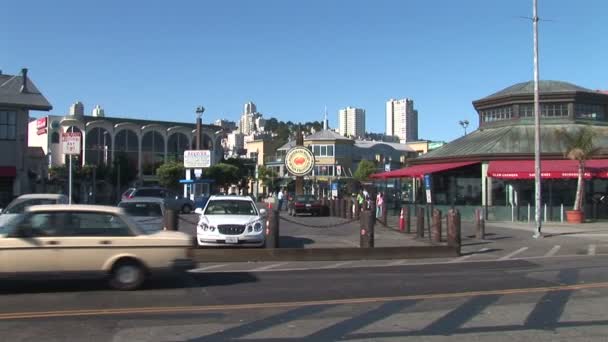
3, 0, 607, 142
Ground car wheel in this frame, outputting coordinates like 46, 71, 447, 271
109, 260, 146, 291
182, 204, 193, 214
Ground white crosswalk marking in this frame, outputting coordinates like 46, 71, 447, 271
449, 248, 489, 263
498, 247, 529, 260
544, 245, 561, 257
588, 244, 597, 256
321, 261, 353, 269
251, 263, 289, 271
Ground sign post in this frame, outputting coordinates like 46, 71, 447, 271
62, 132, 81, 204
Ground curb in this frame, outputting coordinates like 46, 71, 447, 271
191, 245, 459, 262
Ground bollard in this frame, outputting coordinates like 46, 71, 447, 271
342, 198, 348, 219
447, 209, 461, 253
359, 210, 375, 248
266, 209, 280, 248
404, 206, 411, 234
370, 201, 377, 226
336, 198, 342, 218
432, 208, 442, 243
381, 203, 388, 226
164, 208, 179, 231
347, 198, 353, 220
354, 200, 361, 220
475, 208, 485, 239
321, 198, 328, 216
329, 199, 335, 217
399, 208, 405, 231
416, 206, 425, 238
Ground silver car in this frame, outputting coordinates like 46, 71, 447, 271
118, 197, 166, 233
0, 194, 68, 229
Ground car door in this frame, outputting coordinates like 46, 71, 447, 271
2, 211, 65, 275
58, 212, 138, 273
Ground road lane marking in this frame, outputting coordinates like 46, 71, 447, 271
321, 261, 353, 269
544, 245, 561, 257
191, 264, 227, 272
449, 248, 489, 263
386, 259, 408, 266
2, 281, 608, 321
588, 244, 597, 256
499, 247, 529, 261
251, 263, 289, 271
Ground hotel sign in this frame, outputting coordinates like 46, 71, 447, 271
285, 146, 315, 176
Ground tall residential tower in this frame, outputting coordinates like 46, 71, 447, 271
386, 98, 418, 143
338, 106, 365, 138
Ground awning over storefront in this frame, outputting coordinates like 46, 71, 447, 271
371, 161, 479, 179
487, 159, 608, 179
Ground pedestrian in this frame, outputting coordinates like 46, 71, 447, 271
277, 188, 284, 211
357, 191, 365, 210
376, 192, 384, 218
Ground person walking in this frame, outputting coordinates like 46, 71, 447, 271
277, 188, 284, 211
376, 192, 384, 218
357, 190, 365, 211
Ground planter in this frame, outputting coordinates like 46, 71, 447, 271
565, 210, 585, 224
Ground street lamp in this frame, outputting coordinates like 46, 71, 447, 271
103, 131, 109, 165
458, 120, 470, 136
195, 106, 205, 150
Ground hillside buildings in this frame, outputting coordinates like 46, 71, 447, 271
338, 106, 365, 138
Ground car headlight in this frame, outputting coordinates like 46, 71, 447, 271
199, 223, 209, 231
247, 225, 253, 233
209, 226, 216, 232
254, 222, 263, 232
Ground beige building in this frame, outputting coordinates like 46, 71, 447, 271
338, 106, 365, 138
245, 138, 283, 197
386, 98, 418, 143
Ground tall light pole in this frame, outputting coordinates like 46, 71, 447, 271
195, 106, 205, 150
458, 120, 470, 136
533, 0, 542, 238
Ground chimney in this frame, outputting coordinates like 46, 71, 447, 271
20, 68, 29, 93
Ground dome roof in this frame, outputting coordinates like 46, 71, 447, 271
480, 80, 593, 101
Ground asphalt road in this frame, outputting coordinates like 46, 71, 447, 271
1, 255, 608, 341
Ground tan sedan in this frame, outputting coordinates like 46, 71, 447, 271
0, 205, 195, 290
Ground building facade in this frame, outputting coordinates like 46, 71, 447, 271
386, 98, 418, 143
0, 69, 52, 206
239, 101, 262, 135
29, 102, 224, 185
338, 106, 365, 138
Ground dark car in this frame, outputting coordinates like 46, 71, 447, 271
289, 195, 324, 216
122, 187, 195, 214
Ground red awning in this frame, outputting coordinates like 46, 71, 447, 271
0, 166, 16, 177
488, 160, 608, 179
371, 161, 479, 179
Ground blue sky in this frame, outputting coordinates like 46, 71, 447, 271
3, 0, 607, 142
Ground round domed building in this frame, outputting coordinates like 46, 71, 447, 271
373, 80, 608, 221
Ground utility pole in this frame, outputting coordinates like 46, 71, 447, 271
533, 0, 542, 238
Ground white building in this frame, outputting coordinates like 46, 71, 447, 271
239, 101, 262, 135
338, 106, 365, 138
222, 130, 245, 157
386, 98, 418, 143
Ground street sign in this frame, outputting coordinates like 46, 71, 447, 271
336, 165, 342, 176
194, 168, 203, 179
61, 132, 81, 155
331, 182, 338, 198
184, 150, 211, 168
385, 164, 391, 172
424, 174, 432, 204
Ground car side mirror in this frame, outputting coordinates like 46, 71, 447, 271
194, 208, 204, 215
259, 208, 267, 217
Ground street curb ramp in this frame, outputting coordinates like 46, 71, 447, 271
191, 245, 459, 262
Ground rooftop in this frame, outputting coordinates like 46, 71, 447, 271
0, 71, 52, 111
479, 80, 594, 102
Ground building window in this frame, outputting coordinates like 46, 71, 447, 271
576, 103, 605, 120
520, 103, 570, 118
0, 111, 17, 140
311, 144, 335, 157
480, 106, 513, 122
314, 165, 334, 176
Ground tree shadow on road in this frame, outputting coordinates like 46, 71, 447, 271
279, 236, 315, 248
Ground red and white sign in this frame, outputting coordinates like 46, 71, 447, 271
61, 132, 81, 155
36, 117, 47, 129
184, 150, 211, 168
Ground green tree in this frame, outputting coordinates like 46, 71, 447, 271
156, 161, 185, 191
353, 159, 377, 182
222, 157, 255, 190
558, 126, 600, 211
257, 165, 278, 191
206, 163, 240, 192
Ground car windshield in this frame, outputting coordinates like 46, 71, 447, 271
295, 196, 315, 203
204, 200, 257, 216
118, 202, 163, 217
3, 198, 58, 214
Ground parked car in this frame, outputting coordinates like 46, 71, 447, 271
0, 204, 194, 290
289, 195, 324, 216
118, 197, 166, 233
195, 195, 267, 247
123, 187, 195, 214
0, 194, 68, 229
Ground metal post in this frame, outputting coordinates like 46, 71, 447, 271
164, 209, 179, 231
532, 0, 543, 238
447, 209, 461, 253
266, 209, 280, 248
544, 203, 547, 222
475, 208, 485, 239
342, 198, 348, 219
511, 204, 515, 222
560, 203, 564, 223
404, 206, 411, 233
416, 206, 425, 238
432, 208, 442, 243
528, 203, 531, 223
359, 210, 375, 248
354, 199, 360, 220
347, 198, 353, 220
68, 155, 73, 204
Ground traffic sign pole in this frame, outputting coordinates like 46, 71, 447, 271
69, 155, 72, 204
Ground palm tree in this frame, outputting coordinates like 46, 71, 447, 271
558, 126, 599, 212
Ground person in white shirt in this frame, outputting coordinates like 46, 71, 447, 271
277, 189, 284, 211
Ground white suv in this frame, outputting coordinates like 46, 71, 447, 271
195, 195, 267, 247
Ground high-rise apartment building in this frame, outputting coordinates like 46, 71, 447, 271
386, 98, 418, 143
239, 101, 261, 135
338, 107, 365, 138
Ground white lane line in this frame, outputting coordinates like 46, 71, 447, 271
588, 244, 597, 256
250, 263, 289, 271
498, 247, 529, 261
544, 245, 561, 257
321, 261, 354, 269
192, 264, 228, 272
387, 259, 408, 266
449, 248, 490, 263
